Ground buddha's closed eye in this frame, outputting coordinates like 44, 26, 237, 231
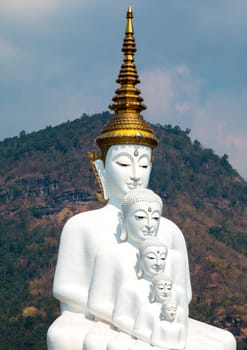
135, 215, 146, 220
116, 161, 130, 167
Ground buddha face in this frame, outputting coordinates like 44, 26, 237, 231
153, 280, 172, 303
102, 145, 152, 205
161, 302, 177, 322
125, 201, 161, 243
141, 245, 167, 277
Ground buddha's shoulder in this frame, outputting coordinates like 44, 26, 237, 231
96, 242, 131, 258
159, 216, 182, 233
62, 205, 118, 231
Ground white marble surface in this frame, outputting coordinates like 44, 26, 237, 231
47, 145, 236, 350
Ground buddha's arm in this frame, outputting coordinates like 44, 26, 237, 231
87, 250, 120, 323
173, 286, 189, 317
168, 249, 189, 308
53, 217, 90, 312
171, 224, 192, 304
132, 306, 154, 343
112, 285, 138, 334
159, 218, 192, 303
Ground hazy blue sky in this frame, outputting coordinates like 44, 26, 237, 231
1, 1, 247, 178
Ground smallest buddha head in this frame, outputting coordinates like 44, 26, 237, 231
149, 272, 173, 303
161, 300, 177, 322
119, 188, 163, 243
136, 237, 168, 279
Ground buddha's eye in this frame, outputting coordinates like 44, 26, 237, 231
151, 211, 161, 221
115, 155, 132, 167
116, 161, 130, 167
139, 157, 150, 169
134, 215, 145, 220
134, 210, 146, 221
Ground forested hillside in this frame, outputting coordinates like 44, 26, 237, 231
0, 112, 246, 349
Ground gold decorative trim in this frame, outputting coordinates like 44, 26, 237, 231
87, 151, 106, 203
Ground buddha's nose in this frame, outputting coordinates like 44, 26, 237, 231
155, 257, 161, 266
130, 164, 141, 182
145, 217, 153, 233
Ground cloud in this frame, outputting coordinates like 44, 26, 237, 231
0, 0, 59, 18
0, 36, 34, 87
195, 0, 247, 37
0, 37, 25, 63
140, 64, 202, 127
191, 89, 247, 177
0, 0, 89, 20
140, 65, 247, 178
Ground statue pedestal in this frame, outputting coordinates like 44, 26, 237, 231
187, 318, 236, 350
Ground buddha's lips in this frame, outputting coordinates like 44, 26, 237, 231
143, 232, 154, 236
126, 181, 142, 189
127, 183, 139, 190
161, 293, 169, 298
152, 266, 162, 272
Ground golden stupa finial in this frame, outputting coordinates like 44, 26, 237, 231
126, 6, 133, 34
95, 7, 158, 161
108, 5, 146, 117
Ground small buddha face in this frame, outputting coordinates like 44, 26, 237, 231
141, 245, 167, 277
161, 302, 177, 322
103, 145, 152, 204
125, 201, 161, 243
153, 280, 172, 303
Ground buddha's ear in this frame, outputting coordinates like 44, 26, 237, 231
87, 152, 108, 202
94, 159, 109, 201
118, 212, 128, 242
136, 252, 143, 279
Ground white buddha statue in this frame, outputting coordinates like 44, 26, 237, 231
151, 299, 186, 350
85, 190, 179, 350
87, 189, 164, 323
135, 236, 189, 304
47, 7, 236, 350
131, 267, 187, 349
110, 238, 187, 349
149, 273, 186, 313
111, 237, 168, 333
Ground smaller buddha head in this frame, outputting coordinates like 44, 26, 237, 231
161, 300, 177, 322
119, 188, 163, 242
149, 272, 173, 303
136, 237, 168, 279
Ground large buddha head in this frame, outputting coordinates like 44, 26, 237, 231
88, 7, 158, 207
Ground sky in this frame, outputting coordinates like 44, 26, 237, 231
0, 0, 247, 179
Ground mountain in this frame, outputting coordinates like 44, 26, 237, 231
0, 111, 246, 349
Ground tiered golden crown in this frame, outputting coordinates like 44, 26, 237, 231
96, 6, 158, 160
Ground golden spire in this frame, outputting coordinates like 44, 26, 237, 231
96, 6, 158, 160
109, 5, 146, 116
